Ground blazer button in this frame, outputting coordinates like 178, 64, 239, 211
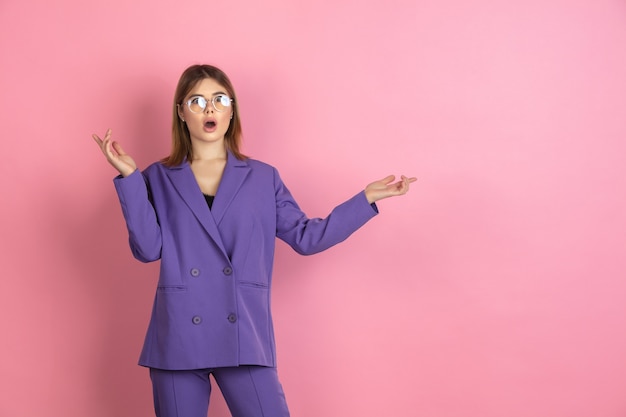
192, 316, 202, 325
223, 266, 233, 276
190, 268, 200, 277
227, 313, 237, 323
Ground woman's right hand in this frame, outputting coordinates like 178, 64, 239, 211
92, 128, 137, 177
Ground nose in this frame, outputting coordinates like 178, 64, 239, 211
204, 104, 214, 114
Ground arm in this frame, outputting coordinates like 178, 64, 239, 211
93, 129, 162, 262
113, 170, 162, 262
274, 169, 379, 255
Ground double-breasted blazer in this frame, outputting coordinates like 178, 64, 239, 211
113, 151, 378, 370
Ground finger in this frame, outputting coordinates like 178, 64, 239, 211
399, 176, 417, 194
92, 129, 112, 150
112, 141, 126, 156
103, 137, 116, 159
389, 177, 408, 195
400, 177, 408, 192
388, 180, 405, 194
102, 129, 112, 144
400, 179, 409, 193
380, 175, 395, 185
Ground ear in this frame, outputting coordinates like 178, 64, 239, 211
177, 104, 185, 122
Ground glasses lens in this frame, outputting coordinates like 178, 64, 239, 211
213, 95, 232, 112
187, 97, 207, 113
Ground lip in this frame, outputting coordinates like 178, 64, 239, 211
203, 117, 217, 133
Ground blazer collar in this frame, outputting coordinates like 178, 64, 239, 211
164, 151, 251, 256
211, 151, 251, 226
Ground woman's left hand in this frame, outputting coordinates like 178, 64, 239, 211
365, 175, 417, 204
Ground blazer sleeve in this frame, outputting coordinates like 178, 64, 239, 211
273, 168, 378, 255
113, 169, 162, 262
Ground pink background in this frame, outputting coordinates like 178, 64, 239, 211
1, 0, 626, 416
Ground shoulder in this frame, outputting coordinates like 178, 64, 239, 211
140, 161, 186, 186
245, 157, 277, 173
143, 160, 186, 175
240, 157, 284, 188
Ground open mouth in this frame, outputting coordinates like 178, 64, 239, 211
204, 120, 216, 129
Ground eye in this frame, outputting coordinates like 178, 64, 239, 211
187, 96, 208, 113
219, 95, 232, 106
191, 97, 207, 106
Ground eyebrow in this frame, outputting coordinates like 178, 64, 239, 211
189, 91, 228, 98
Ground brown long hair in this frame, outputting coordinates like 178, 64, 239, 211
161, 64, 247, 166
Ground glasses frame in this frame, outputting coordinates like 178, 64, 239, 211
184, 94, 234, 114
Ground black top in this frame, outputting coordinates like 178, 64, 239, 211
203, 194, 215, 210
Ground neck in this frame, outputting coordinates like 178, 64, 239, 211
191, 140, 227, 162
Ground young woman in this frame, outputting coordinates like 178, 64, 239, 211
92, 64, 416, 417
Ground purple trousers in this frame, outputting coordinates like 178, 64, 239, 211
149, 366, 291, 417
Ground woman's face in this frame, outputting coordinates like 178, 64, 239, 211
178, 77, 234, 148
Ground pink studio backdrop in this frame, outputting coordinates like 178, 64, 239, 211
1, 1, 625, 416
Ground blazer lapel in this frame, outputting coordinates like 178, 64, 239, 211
164, 160, 228, 258
211, 151, 251, 226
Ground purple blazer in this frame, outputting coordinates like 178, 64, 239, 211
113, 151, 378, 370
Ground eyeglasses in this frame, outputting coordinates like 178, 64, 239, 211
184, 94, 234, 113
